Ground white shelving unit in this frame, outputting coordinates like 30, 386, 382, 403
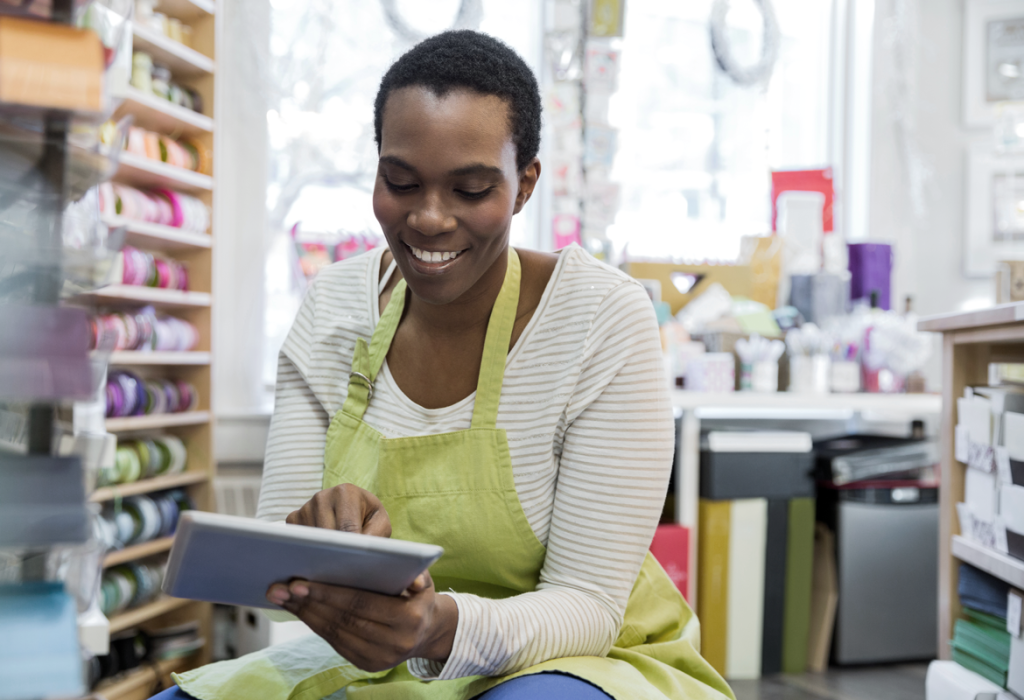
672, 389, 943, 605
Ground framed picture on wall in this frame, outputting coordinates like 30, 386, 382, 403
965, 140, 1024, 277
964, 0, 1024, 127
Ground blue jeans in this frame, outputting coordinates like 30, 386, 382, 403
148, 672, 613, 699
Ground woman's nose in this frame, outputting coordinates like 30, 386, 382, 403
407, 194, 457, 236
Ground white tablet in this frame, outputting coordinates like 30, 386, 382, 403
162, 511, 444, 609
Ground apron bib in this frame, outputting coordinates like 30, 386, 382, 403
175, 249, 733, 700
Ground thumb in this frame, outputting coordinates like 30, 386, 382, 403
407, 571, 433, 594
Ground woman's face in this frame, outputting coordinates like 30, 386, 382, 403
372, 86, 539, 306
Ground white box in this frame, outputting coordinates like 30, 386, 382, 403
926, 660, 1001, 700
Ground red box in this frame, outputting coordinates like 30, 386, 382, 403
650, 524, 690, 601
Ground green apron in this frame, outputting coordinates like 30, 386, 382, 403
175, 249, 733, 700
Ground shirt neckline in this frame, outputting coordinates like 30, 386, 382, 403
367, 245, 577, 417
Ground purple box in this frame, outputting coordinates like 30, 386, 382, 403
848, 243, 893, 310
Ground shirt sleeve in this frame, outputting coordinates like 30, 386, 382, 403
255, 287, 331, 523
407, 280, 675, 679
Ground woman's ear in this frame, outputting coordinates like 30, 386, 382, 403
514, 158, 542, 214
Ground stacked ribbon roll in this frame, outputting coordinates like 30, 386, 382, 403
100, 560, 167, 616
97, 490, 194, 551
97, 435, 188, 487
90, 308, 199, 352
105, 370, 199, 418
125, 126, 212, 175
120, 246, 189, 291
99, 182, 210, 233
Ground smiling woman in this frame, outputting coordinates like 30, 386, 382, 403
157, 30, 734, 700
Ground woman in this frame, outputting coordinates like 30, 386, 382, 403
163, 30, 733, 700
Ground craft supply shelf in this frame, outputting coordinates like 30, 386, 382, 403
78, 1, 218, 687
131, 24, 214, 76
91, 471, 208, 503
918, 300, 1024, 659
113, 86, 214, 137
93, 654, 198, 700
103, 216, 212, 251
76, 285, 211, 309
105, 410, 212, 433
108, 351, 212, 366
103, 537, 175, 568
115, 152, 214, 193
109, 596, 194, 634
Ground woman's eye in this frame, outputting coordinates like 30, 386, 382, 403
456, 187, 494, 200
384, 178, 417, 193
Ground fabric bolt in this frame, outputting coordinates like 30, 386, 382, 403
254, 244, 679, 678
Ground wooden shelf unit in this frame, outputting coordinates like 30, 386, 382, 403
918, 300, 1024, 659
81, 4, 218, 691
93, 654, 198, 700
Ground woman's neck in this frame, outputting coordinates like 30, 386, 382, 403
396, 248, 509, 339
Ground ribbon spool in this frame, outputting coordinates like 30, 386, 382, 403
91, 310, 198, 352
101, 489, 195, 549
106, 371, 199, 417
100, 436, 187, 487
100, 181, 210, 232
119, 246, 188, 291
100, 561, 165, 615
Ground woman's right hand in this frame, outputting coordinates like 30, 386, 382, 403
286, 483, 392, 538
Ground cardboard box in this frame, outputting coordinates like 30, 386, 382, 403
0, 17, 104, 112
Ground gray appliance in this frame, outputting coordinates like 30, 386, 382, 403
830, 487, 938, 664
815, 435, 939, 665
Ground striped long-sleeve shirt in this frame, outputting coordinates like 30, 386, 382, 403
256, 243, 674, 680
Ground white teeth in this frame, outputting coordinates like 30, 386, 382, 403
409, 245, 462, 263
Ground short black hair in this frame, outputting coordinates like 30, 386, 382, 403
374, 30, 541, 172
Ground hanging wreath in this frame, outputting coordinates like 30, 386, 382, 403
709, 0, 780, 87
379, 0, 483, 44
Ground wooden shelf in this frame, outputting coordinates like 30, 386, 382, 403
113, 86, 214, 137
104, 537, 175, 568
156, 0, 215, 21
919, 301, 1024, 332
952, 535, 1024, 589
105, 411, 211, 433
109, 596, 193, 634
104, 409, 210, 431
115, 152, 213, 193
92, 654, 198, 700
108, 351, 212, 366
76, 285, 211, 309
132, 24, 215, 77
104, 216, 212, 252
91, 471, 208, 502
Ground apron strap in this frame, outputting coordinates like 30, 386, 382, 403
471, 248, 521, 430
341, 276, 408, 419
342, 247, 520, 426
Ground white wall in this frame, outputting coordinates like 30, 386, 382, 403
865, 0, 995, 389
868, 0, 993, 318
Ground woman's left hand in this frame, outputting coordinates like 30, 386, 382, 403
266, 572, 458, 672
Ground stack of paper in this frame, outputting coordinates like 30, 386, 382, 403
951, 610, 1011, 687
955, 387, 1024, 560
953, 564, 1012, 689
